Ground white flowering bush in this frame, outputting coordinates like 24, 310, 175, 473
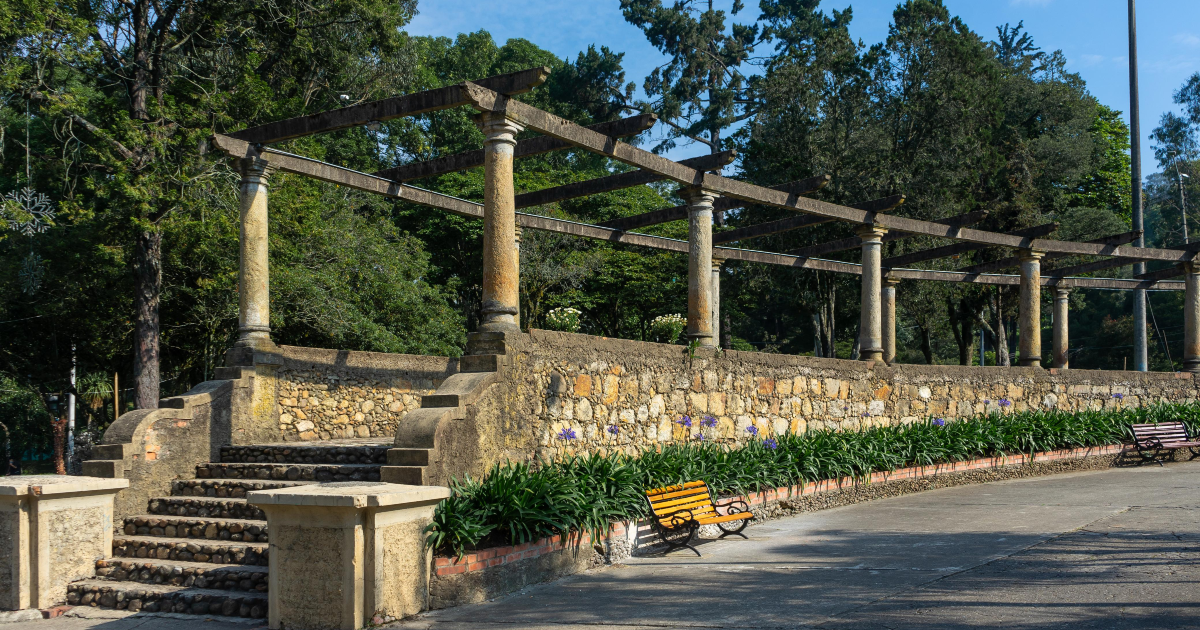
544, 307, 582, 333
650, 313, 686, 344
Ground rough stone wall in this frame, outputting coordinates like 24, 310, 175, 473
274, 346, 455, 441
490, 330, 1199, 461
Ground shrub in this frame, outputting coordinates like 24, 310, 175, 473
544, 307, 582, 333
649, 314, 686, 344
427, 402, 1196, 556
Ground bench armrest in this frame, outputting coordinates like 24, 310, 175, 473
714, 498, 750, 516
655, 508, 697, 530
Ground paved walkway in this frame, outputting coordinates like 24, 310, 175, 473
5, 462, 1199, 630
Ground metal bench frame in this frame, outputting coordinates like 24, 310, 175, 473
1130, 422, 1200, 466
644, 481, 752, 556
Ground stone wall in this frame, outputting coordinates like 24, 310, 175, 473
485, 331, 1198, 462
274, 346, 456, 441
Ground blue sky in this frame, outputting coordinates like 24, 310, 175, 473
407, 0, 1200, 179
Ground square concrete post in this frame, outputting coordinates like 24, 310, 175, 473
711, 257, 723, 347
683, 187, 717, 347
236, 158, 276, 349
857, 225, 887, 362
477, 112, 525, 333
1184, 263, 1200, 372
1053, 287, 1070, 369
248, 483, 450, 630
1018, 250, 1044, 368
882, 278, 898, 365
0, 476, 127, 610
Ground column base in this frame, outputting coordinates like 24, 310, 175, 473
478, 319, 521, 334
1019, 359, 1042, 368
1183, 359, 1200, 373
859, 349, 883, 362
687, 333, 715, 348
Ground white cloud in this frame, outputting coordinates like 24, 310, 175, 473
1078, 54, 1106, 67
1174, 33, 1200, 48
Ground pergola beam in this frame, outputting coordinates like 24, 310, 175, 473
374, 114, 658, 182
463, 82, 1194, 263
230, 68, 549, 145
786, 210, 987, 258
598, 174, 831, 232
713, 194, 904, 245
881, 223, 1059, 268
961, 230, 1142, 274
514, 150, 735, 209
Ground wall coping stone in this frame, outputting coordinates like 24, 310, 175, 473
0, 476, 128, 497
248, 482, 449, 508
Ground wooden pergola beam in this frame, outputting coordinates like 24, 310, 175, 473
230, 68, 549, 145
881, 223, 1059, 268
374, 114, 657, 182
514, 150, 735, 209
960, 230, 1142, 274
597, 174, 831, 232
713, 194, 905, 245
785, 210, 988, 258
462, 82, 1195, 263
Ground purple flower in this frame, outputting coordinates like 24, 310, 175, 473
999, 399, 1011, 408
701, 415, 718, 428
932, 418, 946, 427
694, 432, 705, 441
763, 438, 778, 450
556, 428, 577, 440
677, 416, 692, 428
984, 400, 990, 405
861, 412, 870, 417
745, 425, 759, 437
607, 425, 619, 435
1113, 393, 1124, 400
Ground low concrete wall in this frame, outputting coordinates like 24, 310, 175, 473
275, 346, 455, 441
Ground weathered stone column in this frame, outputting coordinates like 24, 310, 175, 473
711, 257, 723, 347
1018, 250, 1044, 368
1184, 263, 1200, 372
882, 278, 898, 365
478, 112, 524, 333
857, 225, 888, 362
236, 158, 275, 349
248, 483, 451, 630
1053, 287, 1070, 369
684, 187, 717, 347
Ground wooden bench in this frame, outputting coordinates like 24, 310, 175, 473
1130, 422, 1200, 465
644, 481, 753, 556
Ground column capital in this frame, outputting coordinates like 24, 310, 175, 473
1054, 286, 1071, 298
1183, 261, 1200, 275
1019, 249, 1046, 262
711, 257, 724, 271
882, 276, 900, 288
679, 186, 718, 207
855, 224, 887, 241
475, 111, 524, 146
235, 156, 276, 181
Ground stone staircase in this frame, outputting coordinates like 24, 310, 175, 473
68, 439, 390, 618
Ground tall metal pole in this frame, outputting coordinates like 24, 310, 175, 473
1129, 0, 1148, 372
1175, 155, 1189, 244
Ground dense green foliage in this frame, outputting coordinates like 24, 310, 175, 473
427, 403, 1200, 556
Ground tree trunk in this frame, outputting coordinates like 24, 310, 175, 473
995, 291, 1011, 367
134, 229, 161, 409
919, 326, 933, 364
721, 311, 731, 349
811, 312, 823, 357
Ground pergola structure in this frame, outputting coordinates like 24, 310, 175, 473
211, 67, 1200, 372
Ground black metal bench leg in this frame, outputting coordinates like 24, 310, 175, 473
717, 521, 750, 540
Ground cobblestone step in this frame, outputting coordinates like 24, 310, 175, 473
95, 559, 268, 593
148, 496, 265, 520
121, 515, 268, 542
197, 462, 381, 482
172, 478, 312, 498
112, 535, 267, 566
220, 440, 390, 465
67, 580, 268, 618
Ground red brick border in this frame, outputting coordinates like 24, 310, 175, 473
432, 443, 1125, 576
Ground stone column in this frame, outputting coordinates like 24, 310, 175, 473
1018, 250, 1044, 368
1053, 287, 1070, 369
248, 483, 451, 630
478, 112, 524, 333
711, 257, 723, 347
0, 476, 128, 610
882, 278, 898, 365
857, 225, 888, 362
1184, 263, 1200, 372
684, 187, 717, 347
236, 158, 275, 349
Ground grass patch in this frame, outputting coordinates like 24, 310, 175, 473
426, 402, 1200, 557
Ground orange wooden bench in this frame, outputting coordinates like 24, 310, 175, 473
1130, 422, 1200, 466
644, 481, 753, 555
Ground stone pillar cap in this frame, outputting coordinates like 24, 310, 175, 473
0, 475, 129, 497
247, 482, 450, 508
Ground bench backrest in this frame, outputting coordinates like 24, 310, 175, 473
1131, 422, 1193, 445
645, 481, 718, 522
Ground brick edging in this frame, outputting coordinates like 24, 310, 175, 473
433, 443, 1127, 576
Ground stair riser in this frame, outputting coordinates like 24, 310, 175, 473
96, 562, 268, 593
66, 585, 266, 619
122, 518, 267, 543
149, 498, 265, 521
380, 466, 424, 485
197, 463, 381, 483
173, 479, 306, 497
386, 449, 429, 466
113, 540, 267, 566
220, 445, 388, 465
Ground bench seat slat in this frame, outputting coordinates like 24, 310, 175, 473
652, 493, 714, 510
697, 512, 754, 526
646, 481, 707, 496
